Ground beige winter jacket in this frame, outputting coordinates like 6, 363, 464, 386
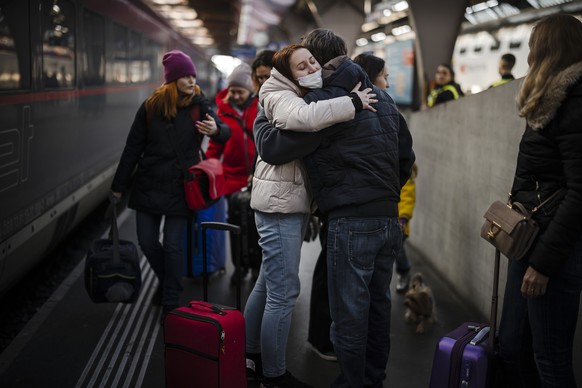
259, 68, 356, 131
251, 69, 357, 214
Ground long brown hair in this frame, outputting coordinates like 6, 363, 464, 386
517, 14, 582, 119
144, 82, 201, 120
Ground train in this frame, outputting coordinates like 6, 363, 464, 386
453, 7, 582, 95
352, 4, 582, 107
0, 0, 221, 296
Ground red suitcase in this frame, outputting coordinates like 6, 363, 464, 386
428, 250, 502, 388
164, 222, 247, 388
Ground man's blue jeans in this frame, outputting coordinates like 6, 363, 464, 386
244, 211, 309, 378
498, 235, 582, 388
136, 211, 186, 306
327, 216, 402, 388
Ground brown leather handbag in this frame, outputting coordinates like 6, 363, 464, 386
480, 189, 565, 260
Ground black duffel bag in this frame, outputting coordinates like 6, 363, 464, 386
85, 195, 142, 303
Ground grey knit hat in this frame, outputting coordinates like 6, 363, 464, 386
227, 63, 254, 91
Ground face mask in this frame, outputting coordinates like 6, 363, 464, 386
296, 69, 323, 89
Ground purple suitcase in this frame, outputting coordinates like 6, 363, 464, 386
429, 250, 502, 388
428, 323, 493, 387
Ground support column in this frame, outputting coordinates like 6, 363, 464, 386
408, 0, 468, 105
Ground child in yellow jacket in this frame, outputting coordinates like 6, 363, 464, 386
396, 163, 417, 293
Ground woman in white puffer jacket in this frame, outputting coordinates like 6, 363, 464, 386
244, 44, 376, 387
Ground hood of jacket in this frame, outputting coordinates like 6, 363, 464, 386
323, 55, 375, 90
527, 61, 582, 130
259, 68, 303, 106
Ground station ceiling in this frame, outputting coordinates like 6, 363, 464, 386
147, 0, 578, 56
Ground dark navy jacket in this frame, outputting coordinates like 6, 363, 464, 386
112, 94, 230, 216
254, 57, 414, 218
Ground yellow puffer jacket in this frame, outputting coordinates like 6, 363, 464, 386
398, 164, 417, 237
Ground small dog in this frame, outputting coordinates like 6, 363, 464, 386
404, 272, 437, 334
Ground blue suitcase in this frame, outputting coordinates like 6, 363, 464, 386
429, 250, 501, 388
183, 197, 227, 277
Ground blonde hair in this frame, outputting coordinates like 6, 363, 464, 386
517, 14, 582, 119
145, 82, 201, 120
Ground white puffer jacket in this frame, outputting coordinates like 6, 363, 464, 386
259, 68, 356, 132
251, 69, 357, 214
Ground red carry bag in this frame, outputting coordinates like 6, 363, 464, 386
428, 249, 502, 388
164, 222, 247, 388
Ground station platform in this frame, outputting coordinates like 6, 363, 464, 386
0, 208, 488, 388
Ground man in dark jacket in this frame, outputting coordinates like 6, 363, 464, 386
253, 29, 414, 388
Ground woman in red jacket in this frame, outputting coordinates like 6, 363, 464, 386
207, 63, 258, 195
207, 63, 260, 282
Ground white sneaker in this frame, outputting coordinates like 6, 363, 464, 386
309, 343, 337, 362
396, 272, 410, 293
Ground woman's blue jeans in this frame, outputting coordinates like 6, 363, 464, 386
498, 235, 582, 388
327, 216, 402, 388
136, 211, 187, 307
244, 211, 309, 378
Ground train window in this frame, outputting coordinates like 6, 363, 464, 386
42, 0, 75, 89
81, 10, 105, 86
142, 39, 160, 83
459, 47, 467, 55
106, 23, 128, 84
473, 46, 483, 53
490, 41, 500, 51
0, 2, 30, 90
128, 31, 142, 83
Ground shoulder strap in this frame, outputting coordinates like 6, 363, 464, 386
190, 104, 201, 124
167, 105, 206, 177
223, 112, 254, 139
532, 188, 566, 214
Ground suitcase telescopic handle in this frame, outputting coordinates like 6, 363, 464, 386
108, 193, 121, 264
201, 222, 242, 310
202, 222, 241, 234
489, 249, 501, 349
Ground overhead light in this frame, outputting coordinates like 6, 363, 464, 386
356, 38, 369, 46
371, 32, 387, 42
192, 36, 214, 46
464, 1, 520, 24
252, 31, 270, 47
152, 0, 186, 5
269, 0, 295, 5
362, 21, 379, 32
180, 27, 206, 35
392, 1, 409, 12
166, 8, 197, 19
211, 55, 242, 76
172, 19, 204, 28
392, 25, 411, 36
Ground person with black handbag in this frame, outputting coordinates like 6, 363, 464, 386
111, 50, 230, 323
497, 14, 582, 388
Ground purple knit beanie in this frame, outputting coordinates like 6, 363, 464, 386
162, 50, 197, 83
